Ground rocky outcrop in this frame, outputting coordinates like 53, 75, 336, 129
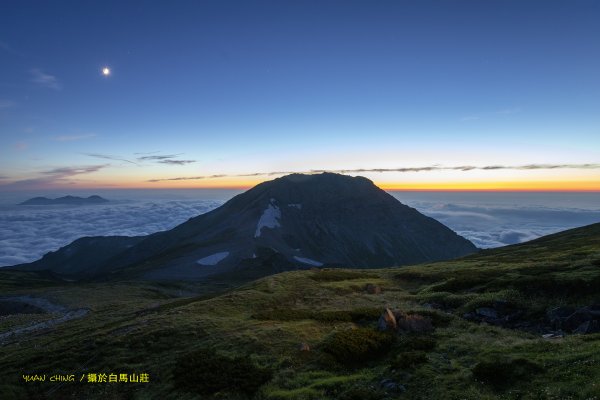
463, 300, 523, 327
377, 308, 433, 334
546, 304, 600, 335
377, 308, 397, 331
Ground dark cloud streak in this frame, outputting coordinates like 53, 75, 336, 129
84, 153, 139, 165
0, 165, 108, 189
147, 163, 600, 182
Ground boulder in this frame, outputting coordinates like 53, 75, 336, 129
574, 320, 600, 335
546, 306, 576, 329
377, 308, 397, 331
298, 342, 311, 352
475, 307, 498, 319
564, 310, 593, 332
492, 299, 513, 313
583, 304, 600, 318
542, 332, 564, 339
379, 378, 406, 393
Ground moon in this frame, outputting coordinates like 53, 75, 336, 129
102, 67, 111, 76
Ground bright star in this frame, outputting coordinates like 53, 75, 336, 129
102, 67, 111, 76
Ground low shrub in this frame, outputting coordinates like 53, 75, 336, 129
310, 270, 379, 282
390, 350, 428, 369
397, 335, 437, 352
472, 357, 543, 390
173, 348, 272, 396
321, 328, 394, 365
252, 307, 381, 323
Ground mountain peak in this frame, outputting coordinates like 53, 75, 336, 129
14, 174, 477, 280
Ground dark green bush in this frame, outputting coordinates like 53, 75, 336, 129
413, 309, 453, 327
321, 328, 394, 364
397, 335, 437, 352
173, 348, 272, 396
310, 270, 379, 282
508, 275, 600, 298
252, 307, 381, 323
472, 357, 543, 389
390, 350, 428, 369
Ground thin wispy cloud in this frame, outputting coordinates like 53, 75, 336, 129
137, 153, 196, 165
84, 153, 139, 165
137, 154, 182, 161
147, 164, 600, 182
54, 133, 96, 142
0, 99, 15, 109
30, 68, 61, 90
40, 165, 106, 176
157, 159, 196, 165
0, 164, 108, 190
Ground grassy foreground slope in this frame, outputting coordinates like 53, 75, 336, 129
1, 223, 600, 399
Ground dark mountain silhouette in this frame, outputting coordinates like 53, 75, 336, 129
19, 195, 109, 205
13, 173, 477, 280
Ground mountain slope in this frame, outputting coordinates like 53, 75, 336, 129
12, 173, 477, 280
1, 223, 599, 399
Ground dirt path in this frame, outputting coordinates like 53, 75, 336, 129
0, 295, 89, 344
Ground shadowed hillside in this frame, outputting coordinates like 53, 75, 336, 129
0, 223, 599, 399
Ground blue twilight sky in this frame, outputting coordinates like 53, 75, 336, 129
0, 0, 599, 190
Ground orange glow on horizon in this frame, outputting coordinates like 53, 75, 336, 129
61, 177, 600, 192
378, 180, 600, 192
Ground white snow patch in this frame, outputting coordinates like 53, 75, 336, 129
255, 198, 281, 237
196, 251, 229, 266
293, 256, 323, 267
287, 203, 302, 209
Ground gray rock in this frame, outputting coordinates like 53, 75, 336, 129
298, 342, 311, 351
475, 307, 498, 319
379, 379, 406, 393
583, 304, 600, 318
547, 306, 576, 329
574, 320, 600, 334
377, 308, 397, 331
564, 310, 593, 332
542, 331, 564, 339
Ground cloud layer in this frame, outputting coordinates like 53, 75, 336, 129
1, 192, 599, 267
392, 192, 600, 248
0, 199, 222, 266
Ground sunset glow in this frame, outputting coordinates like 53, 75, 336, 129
1, 2, 598, 193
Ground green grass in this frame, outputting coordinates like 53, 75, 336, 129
1, 223, 600, 399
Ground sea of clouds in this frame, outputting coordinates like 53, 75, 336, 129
0, 190, 599, 266
0, 193, 225, 266
393, 192, 600, 248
